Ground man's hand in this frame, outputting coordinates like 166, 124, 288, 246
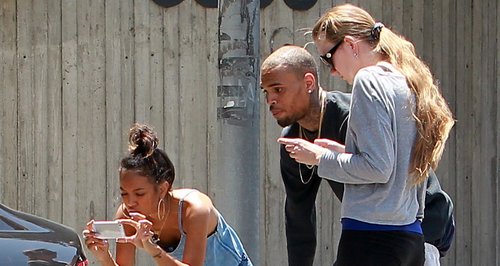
278, 138, 329, 165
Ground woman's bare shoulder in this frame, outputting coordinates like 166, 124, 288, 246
173, 188, 215, 219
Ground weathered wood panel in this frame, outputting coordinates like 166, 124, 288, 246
162, 3, 181, 170
472, 0, 497, 264
0, 0, 18, 208
260, 1, 293, 265
452, 0, 472, 264
46, 0, 63, 223
104, 0, 125, 222
177, 0, 209, 191
496, 0, 500, 261
31, 0, 49, 220
0, 0, 498, 265
16, 0, 36, 214
74, 0, 107, 235
438, 0, 457, 264
61, 0, 80, 228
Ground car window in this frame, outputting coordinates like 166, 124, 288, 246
0, 216, 26, 231
0, 219, 14, 230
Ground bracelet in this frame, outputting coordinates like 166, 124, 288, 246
153, 248, 162, 259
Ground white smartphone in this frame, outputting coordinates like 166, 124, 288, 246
92, 220, 126, 239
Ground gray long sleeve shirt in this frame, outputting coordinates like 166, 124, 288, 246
318, 62, 425, 226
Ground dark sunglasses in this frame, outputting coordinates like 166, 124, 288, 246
319, 41, 343, 68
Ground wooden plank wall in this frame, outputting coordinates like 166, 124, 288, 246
0, 0, 498, 265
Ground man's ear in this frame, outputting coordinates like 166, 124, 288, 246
304, 72, 316, 91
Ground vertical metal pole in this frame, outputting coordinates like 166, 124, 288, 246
216, 0, 260, 262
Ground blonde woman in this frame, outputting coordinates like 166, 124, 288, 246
278, 4, 454, 265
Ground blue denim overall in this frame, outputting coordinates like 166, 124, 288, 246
166, 191, 252, 266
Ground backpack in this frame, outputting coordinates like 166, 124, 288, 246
422, 170, 455, 257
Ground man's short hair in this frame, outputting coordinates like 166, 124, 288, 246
261, 45, 319, 83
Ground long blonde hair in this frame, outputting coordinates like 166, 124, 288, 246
312, 4, 454, 183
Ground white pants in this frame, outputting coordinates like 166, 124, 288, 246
424, 243, 441, 266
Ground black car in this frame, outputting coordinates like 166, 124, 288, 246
0, 203, 88, 266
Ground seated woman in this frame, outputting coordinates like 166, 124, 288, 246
83, 123, 252, 266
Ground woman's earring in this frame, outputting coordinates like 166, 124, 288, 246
307, 89, 312, 94
157, 198, 166, 220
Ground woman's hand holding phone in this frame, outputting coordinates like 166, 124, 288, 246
91, 220, 126, 239
82, 220, 113, 262
116, 212, 158, 254
83, 212, 160, 261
